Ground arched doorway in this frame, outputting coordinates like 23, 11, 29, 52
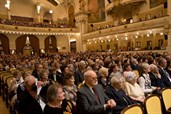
44, 35, 57, 53
0, 34, 9, 54
68, 5, 75, 26
16, 35, 39, 55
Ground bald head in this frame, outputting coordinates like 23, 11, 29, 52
84, 70, 98, 87
25, 75, 36, 92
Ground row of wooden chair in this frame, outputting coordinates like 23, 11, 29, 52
0, 69, 33, 114
121, 88, 171, 114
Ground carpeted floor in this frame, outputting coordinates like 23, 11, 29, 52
0, 96, 10, 114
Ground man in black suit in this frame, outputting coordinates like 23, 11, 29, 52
158, 57, 171, 87
149, 64, 165, 88
105, 76, 135, 114
32, 63, 43, 80
77, 70, 116, 114
18, 75, 43, 114
74, 60, 87, 86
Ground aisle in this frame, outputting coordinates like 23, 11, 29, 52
0, 96, 10, 114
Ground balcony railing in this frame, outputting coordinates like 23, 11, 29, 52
0, 23, 79, 35
83, 15, 169, 39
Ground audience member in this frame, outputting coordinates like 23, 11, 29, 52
44, 84, 74, 114
77, 70, 116, 114
158, 57, 171, 87
18, 75, 43, 114
98, 67, 110, 89
138, 63, 157, 95
124, 72, 145, 103
105, 76, 136, 114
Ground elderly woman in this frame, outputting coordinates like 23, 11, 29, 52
124, 72, 145, 103
63, 72, 78, 106
98, 67, 110, 89
9, 70, 23, 101
138, 63, 157, 95
44, 84, 74, 114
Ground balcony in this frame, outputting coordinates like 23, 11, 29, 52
106, 0, 146, 15
0, 20, 79, 35
82, 15, 169, 40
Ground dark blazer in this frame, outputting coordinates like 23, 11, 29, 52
149, 72, 165, 88
158, 66, 171, 87
18, 90, 43, 114
32, 70, 40, 80
49, 71, 63, 85
98, 77, 110, 90
74, 69, 84, 86
77, 84, 110, 114
105, 85, 135, 114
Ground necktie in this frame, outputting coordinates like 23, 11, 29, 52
92, 87, 100, 103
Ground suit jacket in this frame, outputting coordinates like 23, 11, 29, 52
158, 66, 171, 87
32, 70, 40, 80
149, 72, 165, 88
18, 90, 43, 114
105, 85, 135, 114
49, 71, 64, 85
98, 77, 109, 89
77, 84, 110, 114
74, 69, 84, 86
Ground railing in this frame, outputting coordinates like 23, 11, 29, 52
83, 15, 169, 39
0, 23, 79, 35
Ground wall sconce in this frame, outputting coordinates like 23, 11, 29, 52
37, 5, 41, 14
5, 0, 10, 9
49, 10, 53, 14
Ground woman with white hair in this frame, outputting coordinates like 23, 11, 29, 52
98, 67, 110, 89
124, 72, 145, 103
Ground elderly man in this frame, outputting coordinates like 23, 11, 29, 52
74, 60, 87, 86
149, 64, 165, 89
77, 70, 116, 114
105, 76, 135, 114
18, 75, 43, 114
158, 57, 171, 87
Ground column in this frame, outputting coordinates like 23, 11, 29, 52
5, 0, 11, 20
166, 0, 171, 54
152, 33, 156, 49
37, 5, 41, 23
68, 36, 71, 52
75, 11, 88, 52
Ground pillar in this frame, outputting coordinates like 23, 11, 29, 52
166, 0, 171, 54
75, 11, 88, 52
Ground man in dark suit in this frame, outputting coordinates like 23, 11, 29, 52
77, 70, 116, 114
158, 57, 171, 87
18, 75, 43, 114
105, 76, 135, 114
32, 63, 43, 80
149, 64, 165, 88
74, 60, 86, 86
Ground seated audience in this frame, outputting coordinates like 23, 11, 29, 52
63, 72, 78, 106
149, 64, 165, 89
138, 63, 157, 95
105, 76, 136, 114
158, 57, 171, 87
98, 67, 110, 89
124, 72, 145, 103
18, 75, 43, 114
109, 64, 122, 78
77, 70, 116, 114
44, 84, 74, 114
